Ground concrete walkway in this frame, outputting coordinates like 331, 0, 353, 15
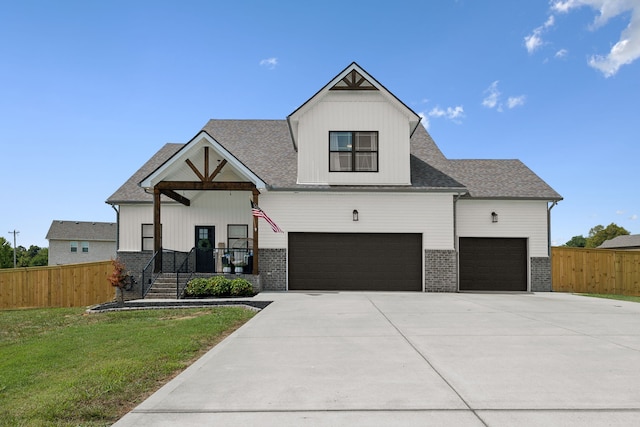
113, 292, 640, 426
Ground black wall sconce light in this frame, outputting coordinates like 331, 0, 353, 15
491, 211, 498, 223
353, 209, 359, 221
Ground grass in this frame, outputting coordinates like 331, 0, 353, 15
0, 306, 256, 426
578, 293, 640, 303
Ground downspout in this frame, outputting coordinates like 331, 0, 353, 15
547, 201, 558, 256
453, 192, 466, 292
110, 204, 120, 252
547, 200, 558, 292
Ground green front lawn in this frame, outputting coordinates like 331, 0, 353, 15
0, 306, 255, 426
578, 293, 640, 303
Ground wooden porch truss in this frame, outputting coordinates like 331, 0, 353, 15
330, 69, 378, 91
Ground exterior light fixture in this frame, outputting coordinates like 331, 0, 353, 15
491, 211, 498, 223
353, 209, 359, 221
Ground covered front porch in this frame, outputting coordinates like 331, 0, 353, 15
133, 131, 270, 299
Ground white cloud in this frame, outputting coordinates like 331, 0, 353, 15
429, 105, 465, 120
483, 81, 526, 112
507, 95, 526, 108
616, 210, 627, 214
545, 0, 640, 77
259, 57, 278, 69
482, 81, 501, 109
545, 15, 556, 27
555, 48, 569, 58
524, 13, 556, 53
525, 31, 544, 54
552, 1, 577, 13
631, 214, 638, 220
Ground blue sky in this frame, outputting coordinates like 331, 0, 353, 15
1, 0, 639, 248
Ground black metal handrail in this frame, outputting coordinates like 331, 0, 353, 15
141, 251, 160, 298
142, 248, 194, 299
176, 247, 196, 298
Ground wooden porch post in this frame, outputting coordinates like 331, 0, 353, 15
252, 190, 259, 274
153, 187, 162, 273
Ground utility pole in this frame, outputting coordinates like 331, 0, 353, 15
8, 230, 19, 268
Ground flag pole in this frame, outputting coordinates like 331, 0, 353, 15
252, 190, 259, 274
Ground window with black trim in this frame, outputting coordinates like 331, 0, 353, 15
81, 242, 89, 253
329, 131, 378, 172
228, 224, 248, 249
70, 241, 78, 252
142, 224, 161, 251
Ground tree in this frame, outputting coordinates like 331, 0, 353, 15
0, 237, 13, 268
29, 247, 48, 267
0, 242, 48, 268
585, 223, 630, 248
564, 235, 587, 247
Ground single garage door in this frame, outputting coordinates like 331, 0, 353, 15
288, 233, 422, 291
459, 237, 527, 291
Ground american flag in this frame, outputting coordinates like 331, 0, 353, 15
251, 201, 283, 233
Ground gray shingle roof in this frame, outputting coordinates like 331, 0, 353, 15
106, 143, 183, 204
106, 119, 561, 203
46, 220, 116, 241
202, 120, 298, 188
442, 159, 562, 199
598, 235, 640, 249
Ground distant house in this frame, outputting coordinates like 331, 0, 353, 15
46, 220, 117, 265
598, 235, 640, 250
107, 62, 562, 294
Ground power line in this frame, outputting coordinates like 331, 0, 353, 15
8, 230, 19, 268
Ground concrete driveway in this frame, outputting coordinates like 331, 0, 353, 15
113, 292, 640, 426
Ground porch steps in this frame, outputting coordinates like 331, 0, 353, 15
145, 273, 218, 299
145, 273, 190, 299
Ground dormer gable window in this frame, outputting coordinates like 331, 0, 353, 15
329, 131, 378, 172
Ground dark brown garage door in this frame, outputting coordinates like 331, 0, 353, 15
288, 233, 422, 291
459, 238, 527, 291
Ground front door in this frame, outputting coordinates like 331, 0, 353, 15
195, 226, 215, 273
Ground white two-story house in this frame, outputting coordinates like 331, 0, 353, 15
106, 62, 562, 295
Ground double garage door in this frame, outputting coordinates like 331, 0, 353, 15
459, 237, 528, 291
288, 233, 422, 291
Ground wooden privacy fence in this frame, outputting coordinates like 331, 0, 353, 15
0, 261, 115, 309
552, 247, 640, 295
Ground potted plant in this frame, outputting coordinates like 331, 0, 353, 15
222, 254, 233, 273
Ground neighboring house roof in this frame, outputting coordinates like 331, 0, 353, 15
46, 220, 116, 242
106, 119, 562, 204
598, 235, 640, 249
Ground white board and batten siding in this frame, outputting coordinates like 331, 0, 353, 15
256, 192, 456, 250
456, 199, 550, 257
118, 191, 255, 252
296, 92, 413, 186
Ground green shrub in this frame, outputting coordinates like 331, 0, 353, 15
209, 276, 232, 297
184, 278, 209, 297
185, 276, 253, 298
230, 278, 254, 297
